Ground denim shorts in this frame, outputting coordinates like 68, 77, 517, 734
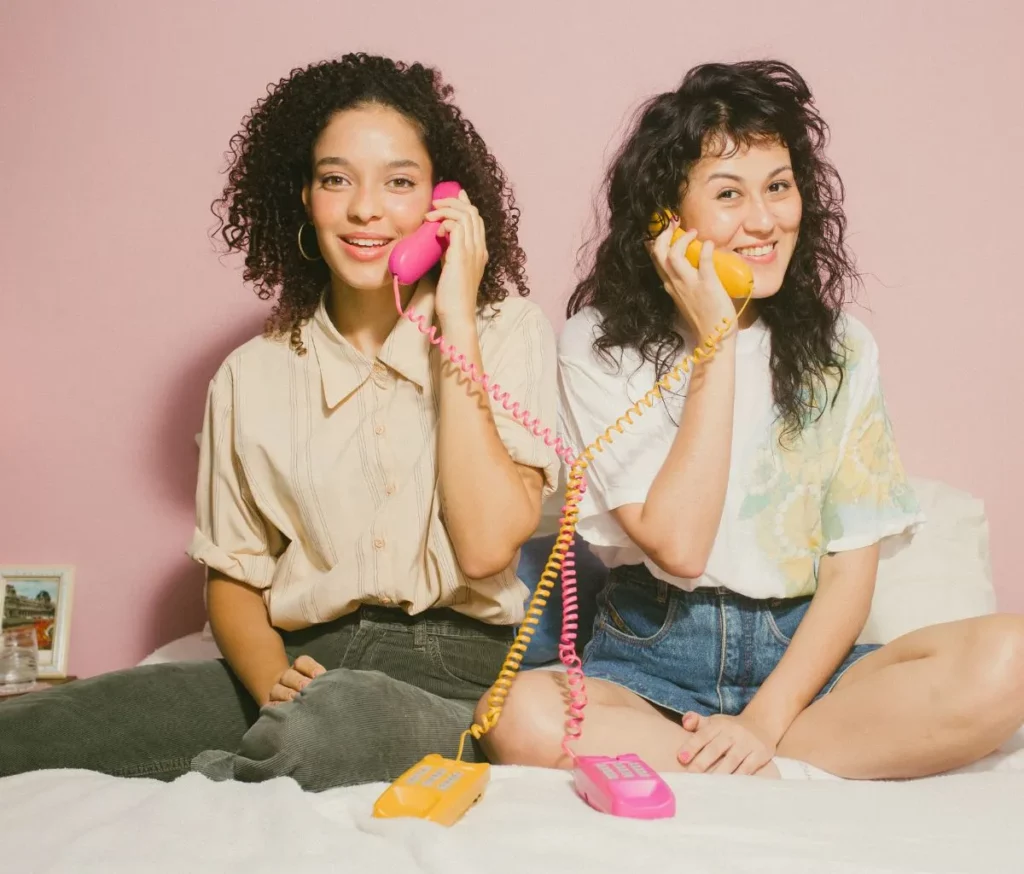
517, 534, 607, 665
582, 564, 880, 716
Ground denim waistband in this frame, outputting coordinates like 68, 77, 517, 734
282, 603, 514, 642
360, 604, 513, 638
610, 564, 810, 607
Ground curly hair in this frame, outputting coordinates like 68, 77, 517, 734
567, 60, 858, 442
213, 53, 528, 351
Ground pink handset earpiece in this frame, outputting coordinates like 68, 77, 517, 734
387, 181, 464, 285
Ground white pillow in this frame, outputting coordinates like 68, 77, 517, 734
857, 476, 995, 645
137, 630, 221, 666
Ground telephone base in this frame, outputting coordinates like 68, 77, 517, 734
573, 753, 676, 819
372, 754, 490, 827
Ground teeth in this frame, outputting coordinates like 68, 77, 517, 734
736, 244, 775, 257
345, 238, 388, 248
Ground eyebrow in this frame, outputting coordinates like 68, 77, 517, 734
706, 165, 792, 183
314, 157, 423, 171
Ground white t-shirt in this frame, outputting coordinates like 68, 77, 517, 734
556, 306, 925, 599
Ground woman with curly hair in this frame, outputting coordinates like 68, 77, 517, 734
0, 53, 557, 790
481, 60, 1024, 780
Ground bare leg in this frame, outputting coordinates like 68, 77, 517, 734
477, 670, 776, 775
777, 615, 1024, 779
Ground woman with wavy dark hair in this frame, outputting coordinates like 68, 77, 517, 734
0, 53, 558, 790
481, 60, 1024, 780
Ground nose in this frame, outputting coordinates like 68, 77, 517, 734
743, 194, 775, 235
348, 184, 383, 224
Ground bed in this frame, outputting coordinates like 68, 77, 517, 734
3, 477, 1022, 873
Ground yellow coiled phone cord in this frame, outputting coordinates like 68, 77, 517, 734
455, 294, 752, 761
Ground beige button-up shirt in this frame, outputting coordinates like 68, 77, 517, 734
188, 282, 559, 629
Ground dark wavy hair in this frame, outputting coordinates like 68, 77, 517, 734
213, 53, 528, 352
568, 60, 857, 442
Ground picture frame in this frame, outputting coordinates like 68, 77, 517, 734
1, 565, 75, 679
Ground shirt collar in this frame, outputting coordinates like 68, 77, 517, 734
379, 279, 436, 388
310, 280, 436, 409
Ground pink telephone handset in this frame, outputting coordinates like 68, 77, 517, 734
387, 181, 464, 284
573, 754, 675, 819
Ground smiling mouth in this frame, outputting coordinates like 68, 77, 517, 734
734, 242, 776, 257
340, 237, 392, 249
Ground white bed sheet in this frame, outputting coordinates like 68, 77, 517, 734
2, 729, 1023, 874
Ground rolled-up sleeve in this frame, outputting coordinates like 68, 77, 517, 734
487, 303, 561, 498
187, 362, 281, 588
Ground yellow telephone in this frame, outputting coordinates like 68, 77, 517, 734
647, 210, 755, 299
372, 755, 490, 827
372, 216, 755, 827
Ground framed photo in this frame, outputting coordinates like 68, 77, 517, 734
0, 565, 75, 678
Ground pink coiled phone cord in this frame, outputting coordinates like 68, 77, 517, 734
394, 275, 587, 759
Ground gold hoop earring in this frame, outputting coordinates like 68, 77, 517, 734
297, 222, 322, 262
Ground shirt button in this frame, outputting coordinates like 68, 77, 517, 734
374, 424, 385, 435
385, 483, 395, 496
373, 538, 385, 550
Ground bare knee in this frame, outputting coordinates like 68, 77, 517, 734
475, 671, 570, 769
960, 616, 1024, 714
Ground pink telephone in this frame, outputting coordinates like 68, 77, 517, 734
574, 754, 676, 819
388, 181, 464, 284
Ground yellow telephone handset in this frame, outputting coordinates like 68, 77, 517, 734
647, 210, 755, 300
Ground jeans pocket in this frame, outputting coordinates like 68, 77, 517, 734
763, 597, 811, 646
598, 577, 676, 646
428, 632, 511, 697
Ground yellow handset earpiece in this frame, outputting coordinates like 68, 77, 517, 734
647, 210, 755, 300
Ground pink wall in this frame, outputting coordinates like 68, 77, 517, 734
2, 1, 1021, 677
